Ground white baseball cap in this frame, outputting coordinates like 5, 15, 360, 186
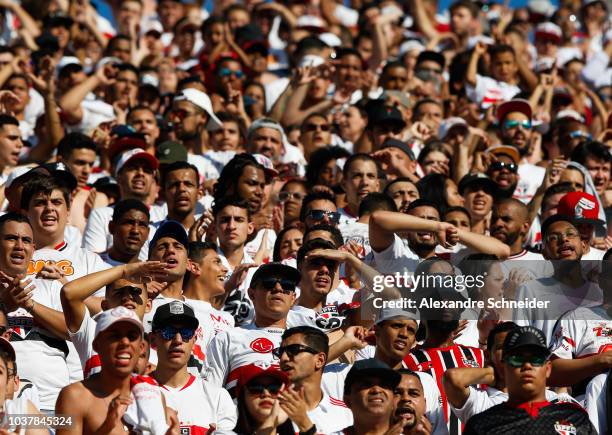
375, 307, 420, 327
173, 88, 222, 131
94, 306, 144, 339
3, 165, 35, 190
253, 153, 279, 178
114, 148, 159, 177
438, 117, 468, 139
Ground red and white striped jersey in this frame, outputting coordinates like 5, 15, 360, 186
202, 323, 284, 396
159, 375, 237, 433
404, 344, 485, 435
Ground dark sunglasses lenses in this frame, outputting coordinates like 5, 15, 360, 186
309, 210, 340, 223
272, 344, 317, 358
159, 326, 195, 341
246, 383, 283, 395
505, 354, 547, 367
260, 277, 296, 292
489, 161, 517, 172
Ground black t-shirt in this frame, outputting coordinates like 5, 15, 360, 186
463, 400, 597, 434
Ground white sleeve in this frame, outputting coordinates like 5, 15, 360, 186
450, 387, 493, 424
201, 331, 230, 388
67, 308, 96, 371
82, 208, 110, 252
581, 51, 610, 88
416, 372, 449, 435
215, 388, 238, 430
372, 234, 417, 274
550, 315, 581, 359
465, 74, 490, 104
583, 372, 607, 434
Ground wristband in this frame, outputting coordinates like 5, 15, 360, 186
299, 424, 316, 435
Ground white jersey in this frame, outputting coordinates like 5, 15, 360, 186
184, 299, 235, 350
337, 207, 358, 226
4, 396, 30, 435
160, 375, 237, 432
514, 163, 546, 204
371, 234, 421, 275
550, 305, 612, 359
450, 386, 576, 424
339, 221, 371, 258
465, 74, 521, 109
287, 305, 345, 332
291, 392, 354, 434
69, 307, 99, 379
245, 228, 276, 262
583, 372, 607, 434
8, 278, 68, 411
28, 241, 111, 297
321, 363, 449, 435
500, 250, 552, 282
513, 277, 603, 344
219, 248, 257, 326
203, 323, 284, 395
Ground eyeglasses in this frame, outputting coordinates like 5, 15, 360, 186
246, 382, 283, 395
545, 230, 581, 244
155, 326, 196, 341
272, 343, 319, 358
258, 277, 297, 294
374, 124, 403, 135
304, 123, 331, 133
489, 161, 518, 173
169, 109, 198, 121
307, 210, 340, 224
503, 120, 532, 130
568, 131, 592, 140
278, 191, 305, 202
504, 354, 548, 368
218, 68, 244, 79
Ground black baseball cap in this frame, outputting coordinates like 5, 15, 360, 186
502, 326, 550, 357
458, 173, 498, 196
381, 138, 416, 160
416, 50, 445, 70
367, 104, 406, 129
152, 300, 199, 331
149, 220, 188, 250
344, 359, 401, 395
249, 263, 301, 288
38, 162, 78, 192
43, 12, 74, 29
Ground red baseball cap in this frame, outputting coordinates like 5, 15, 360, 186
557, 191, 604, 227
238, 362, 288, 391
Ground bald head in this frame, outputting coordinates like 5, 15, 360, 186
490, 198, 530, 253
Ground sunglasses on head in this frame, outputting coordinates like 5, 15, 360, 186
246, 382, 283, 395
218, 68, 244, 79
259, 277, 296, 293
272, 343, 319, 358
489, 161, 518, 173
568, 130, 592, 140
307, 210, 340, 224
504, 353, 548, 368
155, 325, 196, 341
503, 120, 532, 130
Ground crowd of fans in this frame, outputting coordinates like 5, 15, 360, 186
0, 0, 608, 433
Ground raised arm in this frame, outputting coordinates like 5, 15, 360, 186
442, 367, 495, 408
549, 354, 612, 387
466, 42, 487, 88
60, 262, 168, 333
58, 65, 116, 124
457, 229, 511, 259
369, 210, 458, 252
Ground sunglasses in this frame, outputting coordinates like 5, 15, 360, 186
504, 354, 548, 368
278, 191, 305, 202
489, 161, 518, 173
259, 277, 296, 293
169, 109, 198, 121
246, 382, 283, 395
568, 131, 592, 140
503, 120, 532, 130
155, 326, 196, 341
272, 343, 319, 358
304, 123, 331, 133
218, 68, 244, 79
307, 210, 340, 224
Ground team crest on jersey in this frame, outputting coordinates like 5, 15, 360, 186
315, 306, 344, 330
574, 197, 595, 219
461, 358, 480, 368
554, 420, 576, 435
250, 337, 274, 353
416, 361, 432, 371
